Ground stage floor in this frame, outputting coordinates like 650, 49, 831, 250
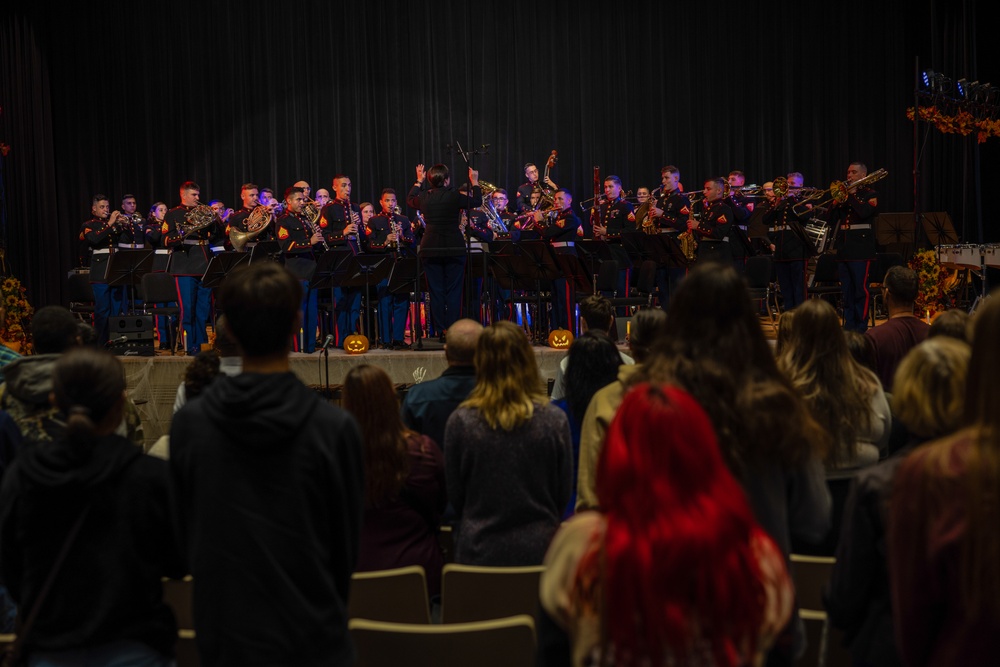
124, 344, 570, 448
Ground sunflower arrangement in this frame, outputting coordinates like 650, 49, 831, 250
1, 276, 35, 354
906, 106, 1000, 143
907, 249, 952, 318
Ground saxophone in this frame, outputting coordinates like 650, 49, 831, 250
678, 204, 699, 261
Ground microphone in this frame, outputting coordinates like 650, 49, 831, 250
106, 335, 128, 346
319, 334, 335, 352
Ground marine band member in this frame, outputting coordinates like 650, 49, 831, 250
831, 161, 879, 332
79, 194, 124, 344
651, 166, 690, 307
368, 189, 416, 349
319, 174, 364, 346
276, 186, 322, 353
536, 188, 581, 332
515, 162, 557, 213
687, 177, 734, 263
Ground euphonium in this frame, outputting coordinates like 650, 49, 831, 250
772, 177, 789, 199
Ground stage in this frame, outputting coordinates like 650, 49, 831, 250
123, 344, 570, 449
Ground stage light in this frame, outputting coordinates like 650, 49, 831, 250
957, 79, 967, 98
922, 70, 932, 88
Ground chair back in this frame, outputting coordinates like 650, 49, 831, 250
350, 615, 535, 667
348, 566, 431, 624
440, 564, 544, 624
745, 255, 773, 289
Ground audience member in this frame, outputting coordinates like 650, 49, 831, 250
550, 295, 633, 400
170, 263, 363, 666
889, 295, 1000, 666
865, 266, 929, 392
343, 364, 446, 597
775, 309, 795, 356
0, 348, 181, 665
826, 337, 970, 667
445, 321, 572, 565
540, 385, 793, 666
575, 308, 667, 511
927, 307, 970, 343
401, 318, 483, 450
633, 263, 831, 662
172, 316, 242, 413
550, 331, 621, 517
844, 330, 877, 374
778, 298, 891, 473
0, 306, 143, 447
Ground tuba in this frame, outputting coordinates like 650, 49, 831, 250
230, 205, 272, 252
180, 204, 219, 236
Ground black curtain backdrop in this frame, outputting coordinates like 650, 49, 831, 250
1, 0, 997, 308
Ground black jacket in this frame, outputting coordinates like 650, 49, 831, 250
170, 371, 364, 666
0, 433, 181, 657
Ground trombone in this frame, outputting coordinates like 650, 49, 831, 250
792, 168, 888, 215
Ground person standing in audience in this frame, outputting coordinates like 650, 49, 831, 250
632, 263, 831, 663
550, 294, 633, 401
540, 385, 793, 667
401, 318, 483, 450
889, 296, 1000, 666
551, 331, 622, 518
444, 321, 572, 565
0, 348, 182, 666
170, 263, 363, 666
827, 337, 970, 667
927, 308, 970, 343
864, 266, 930, 392
576, 308, 667, 511
343, 365, 446, 597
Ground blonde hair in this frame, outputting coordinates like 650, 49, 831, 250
891, 338, 970, 439
461, 321, 547, 430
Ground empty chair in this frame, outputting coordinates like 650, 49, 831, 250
745, 255, 777, 329
808, 254, 843, 313
440, 564, 544, 624
67, 272, 96, 324
348, 566, 431, 624
162, 576, 200, 667
790, 554, 850, 667
350, 614, 535, 667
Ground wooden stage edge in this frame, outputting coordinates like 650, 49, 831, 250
122, 344, 571, 449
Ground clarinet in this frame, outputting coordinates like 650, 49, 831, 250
345, 195, 359, 254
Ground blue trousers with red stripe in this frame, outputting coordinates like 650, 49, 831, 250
838, 260, 872, 333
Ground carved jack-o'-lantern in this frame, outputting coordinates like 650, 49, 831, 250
547, 329, 574, 349
344, 334, 370, 354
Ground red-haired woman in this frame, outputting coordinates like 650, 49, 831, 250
343, 365, 446, 595
540, 384, 793, 666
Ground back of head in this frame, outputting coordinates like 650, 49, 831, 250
884, 265, 918, 306
427, 164, 449, 188
928, 308, 970, 344
31, 306, 80, 354
844, 330, 876, 373
342, 364, 409, 506
591, 383, 771, 665
52, 348, 126, 451
217, 263, 301, 359
579, 295, 614, 335
891, 337, 970, 440
464, 321, 545, 430
564, 331, 621, 424
444, 318, 484, 365
966, 294, 1000, 430
628, 308, 667, 362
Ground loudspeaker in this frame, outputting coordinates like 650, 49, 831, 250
108, 315, 155, 357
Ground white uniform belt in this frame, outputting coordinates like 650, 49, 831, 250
92, 248, 111, 255
155, 249, 171, 254
210, 246, 226, 253
118, 243, 143, 249
183, 239, 209, 246
551, 241, 575, 247
845, 223, 872, 230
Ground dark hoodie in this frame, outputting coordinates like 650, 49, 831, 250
0, 433, 181, 657
170, 371, 364, 667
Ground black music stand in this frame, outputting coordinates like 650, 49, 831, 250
250, 241, 282, 264
921, 211, 959, 246
552, 252, 593, 335
105, 249, 155, 314
387, 257, 421, 346
339, 253, 393, 341
576, 239, 616, 293
464, 241, 491, 324
510, 240, 562, 342
201, 252, 251, 289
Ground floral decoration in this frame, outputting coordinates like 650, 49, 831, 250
1, 275, 35, 355
907, 249, 953, 318
906, 106, 1000, 143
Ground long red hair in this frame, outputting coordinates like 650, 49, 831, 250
579, 383, 775, 665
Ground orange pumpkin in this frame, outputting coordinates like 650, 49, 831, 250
547, 329, 574, 349
344, 334, 370, 354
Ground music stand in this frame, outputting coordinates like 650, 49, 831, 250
201, 252, 251, 289
510, 240, 562, 342
105, 249, 155, 314
921, 211, 959, 246
250, 241, 282, 264
576, 239, 616, 293
387, 257, 421, 346
339, 253, 393, 340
